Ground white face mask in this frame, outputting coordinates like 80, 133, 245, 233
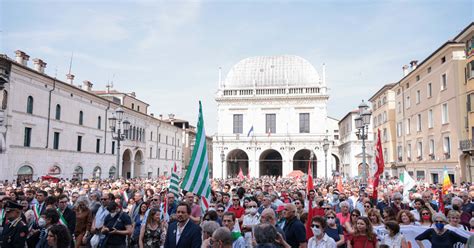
249, 207, 257, 215
110, 212, 117, 217
38, 218, 46, 228
327, 218, 335, 225
312, 227, 321, 236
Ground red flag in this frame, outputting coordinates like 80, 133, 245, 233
238, 167, 244, 181
305, 161, 314, 240
438, 189, 445, 214
372, 129, 385, 200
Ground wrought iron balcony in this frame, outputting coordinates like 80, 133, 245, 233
460, 139, 474, 152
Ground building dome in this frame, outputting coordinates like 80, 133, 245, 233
223, 55, 320, 89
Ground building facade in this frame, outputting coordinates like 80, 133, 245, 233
0, 50, 183, 182
455, 23, 474, 182
338, 110, 374, 178
393, 40, 467, 183
213, 55, 341, 179
369, 83, 397, 177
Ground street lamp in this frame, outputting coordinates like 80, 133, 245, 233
355, 100, 372, 185
323, 134, 329, 180
109, 107, 130, 179
220, 149, 225, 179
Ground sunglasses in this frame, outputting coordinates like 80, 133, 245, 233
311, 224, 321, 228
232, 199, 239, 201
217, 209, 224, 212
327, 216, 335, 219
247, 206, 257, 208
152, 199, 159, 202
352, 214, 360, 217
294, 202, 301, 205
434, 220, 444, 223
364, 205, 371, 208
422, 213, 430, 216
100, 198, 107, 201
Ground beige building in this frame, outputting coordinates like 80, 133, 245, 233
455, 23, 474, 182
369, 83, 397, 177
393, 38, 467, 183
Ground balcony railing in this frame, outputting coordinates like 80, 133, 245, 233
460, 139, 474, 151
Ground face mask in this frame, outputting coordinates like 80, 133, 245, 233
249, 207, 257, 215
110, 212, 117, 218
422, 215, 431, 221
327, 218, 335, 225
435, 223, 444, 230
38, 218, 46, 228
312, 227, 321, 236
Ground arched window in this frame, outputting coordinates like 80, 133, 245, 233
55, 104, 61, 120
79, 111, 83, 125
97, 116, 101, 129
27, 96, 34, 114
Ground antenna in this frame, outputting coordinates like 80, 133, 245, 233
68, 52, 74, 75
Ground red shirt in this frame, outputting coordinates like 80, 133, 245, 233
347, 234, 377, 248
228, 205, 245, 218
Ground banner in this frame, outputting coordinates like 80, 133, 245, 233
373, 225, 472, 248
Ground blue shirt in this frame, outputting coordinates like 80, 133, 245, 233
283, 217, 306, 248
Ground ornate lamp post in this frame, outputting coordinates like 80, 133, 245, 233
355, 100, 372, 185
109, 107, 130, 179
323, 135, 329, 180
220, 149, 225, 179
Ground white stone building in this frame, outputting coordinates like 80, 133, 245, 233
0, 51, 182, 182
213, 55, 341, 179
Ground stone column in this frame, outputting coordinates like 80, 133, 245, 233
130, 161, 135, 178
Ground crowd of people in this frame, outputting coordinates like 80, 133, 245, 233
0, 175, 473, 248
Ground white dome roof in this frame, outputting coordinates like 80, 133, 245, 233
223, 55, 320, 88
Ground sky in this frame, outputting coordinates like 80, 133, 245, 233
0, 0, 472, 134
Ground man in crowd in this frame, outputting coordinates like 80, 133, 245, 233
164, 202, 202, 248
222, 212, 245, 248
282, 203, 306, 248
57, 194, 76, 237
212, 227, 233, 248
1, 201, 28, 248
227, 195, 244, 222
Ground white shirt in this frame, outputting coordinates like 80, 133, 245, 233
176, 219, 190, 244
243, 213, 260, 247
308, 234, 337, 248
381, 233, 404, 248
94, 206, 109, 229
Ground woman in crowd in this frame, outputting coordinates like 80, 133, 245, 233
396, 210, 417, 226
380, 221, 408, 248
418, 207, 433, 227
144, 189, 154, 202
47, 224, 72, 248
382, 207, 397, 223
336, 201, 351, 226
410, 198, 425, 221
132, 202, 149, 246
415, 213, 467, 248
308, 216, 337, 248
344, 209, 361, 235
346, 217, 377, 248
362, 201, 373, 217
366, 208, 383, 228
74, 200, 92, 248
445, 210, 469, 231
325, 210, 345, 247
138, 208, 164, 248
294, 199, 305, 219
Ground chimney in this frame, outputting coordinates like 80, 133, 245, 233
15, 50, 29, 66
33, 58, 47, 73
130, 92, 136, 97
150, 113, 154, 117
402, 65, 409, 76
410, 60, 418, 70
82, 80, 93, 91
66, 74, 75, 84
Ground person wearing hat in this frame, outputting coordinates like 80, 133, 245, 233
1, 201, 28, 248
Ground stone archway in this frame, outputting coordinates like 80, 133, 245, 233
259, 149, 282, 176
109, 166, 116, 179
134, 150, 143, 178
93, 166, 101, 179
73, 166, 83, 181
48, 165, 61, 176
226, 149, 249, 178
17, 165, 33, 182
332, 154, 341, 174
293, 149, 317, 174
122, 149, 132, 178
